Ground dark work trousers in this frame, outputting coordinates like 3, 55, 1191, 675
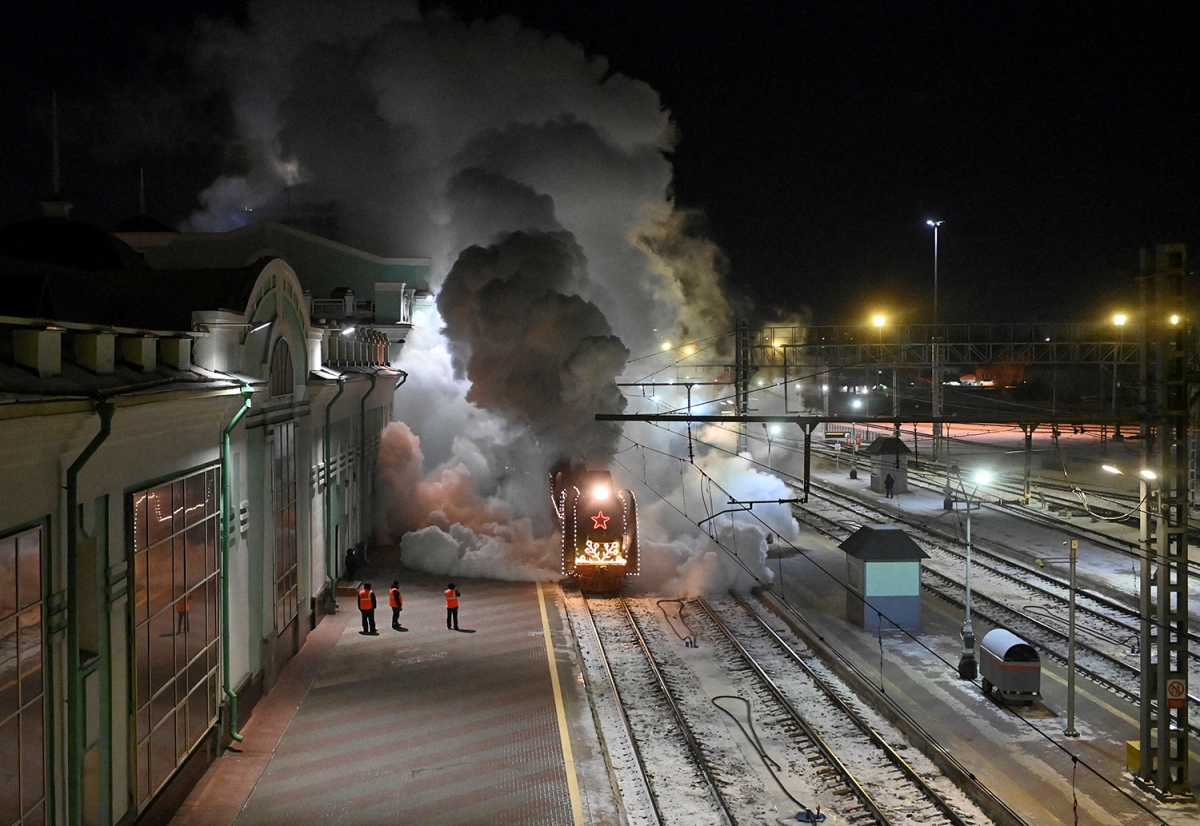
361, 608, 376, 634
392, 606, 401, 627
447, 606, 458, 629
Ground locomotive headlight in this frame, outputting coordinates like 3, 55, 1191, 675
592, 485, 610, 500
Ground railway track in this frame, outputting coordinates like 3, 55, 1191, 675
566, 589, 1001, 825
794, 481, 1200, 734
565, 591, 733, 825
698, 593, 996, 825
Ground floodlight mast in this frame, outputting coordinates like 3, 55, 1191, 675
927, 219, 945, 468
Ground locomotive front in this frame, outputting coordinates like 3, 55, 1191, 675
552, 466, 639, 592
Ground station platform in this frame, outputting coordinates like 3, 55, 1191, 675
168, 545, 614, 826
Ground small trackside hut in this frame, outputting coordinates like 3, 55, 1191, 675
866, 435, 911, 494
840, 524, 927, 632
979, 628, 1041, 703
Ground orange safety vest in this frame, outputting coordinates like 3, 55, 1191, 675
358, 589, 374, 610
444, 589, 458, 609
389, 587, 402, 608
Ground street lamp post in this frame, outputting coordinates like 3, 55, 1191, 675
1112, 314, 1127, 447
927, 220, 944, 466
927, 220, 943, 323
1112, 313, 1126, 416
849, 397, 862, 479
953, 465, 992, 680
764, 423, 780, 471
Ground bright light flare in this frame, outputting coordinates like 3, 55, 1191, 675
1113, 313, 1127, 326
872, 314, 886, 327
591, 485, 610, 500
661, 341, 672, 351
974, 469, 993, 485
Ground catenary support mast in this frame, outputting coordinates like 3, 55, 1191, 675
1138, 244, 1191, 799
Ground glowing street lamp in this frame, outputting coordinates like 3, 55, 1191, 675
1112, 313, 1127, 417
849, 397, 863, 480
953, 466, 992, 680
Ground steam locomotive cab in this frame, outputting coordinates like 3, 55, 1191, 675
552, 465, 639, 592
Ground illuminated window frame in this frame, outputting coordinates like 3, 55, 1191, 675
129, 468, 220, 808
0, 525, 45, 826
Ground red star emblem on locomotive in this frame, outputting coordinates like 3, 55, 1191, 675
591, 511, 610, 530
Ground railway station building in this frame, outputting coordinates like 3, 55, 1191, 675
0, 202, 428, 826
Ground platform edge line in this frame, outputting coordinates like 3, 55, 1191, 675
537, 581, 585, 826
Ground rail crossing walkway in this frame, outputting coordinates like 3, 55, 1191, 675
168, 548, 614, 826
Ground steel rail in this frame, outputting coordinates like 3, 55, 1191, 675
699, 597, 969, 826
617, 596, 735, 825
577, 593, 664, 826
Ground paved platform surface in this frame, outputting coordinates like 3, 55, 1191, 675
169, 546, 613, 826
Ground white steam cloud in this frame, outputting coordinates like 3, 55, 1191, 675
186, 0, 795, 592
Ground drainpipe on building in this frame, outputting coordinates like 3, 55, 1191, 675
357, 372, 378, 563
65, 401, 114, 826
324, 375, 348, 612
220, 385, 253, 743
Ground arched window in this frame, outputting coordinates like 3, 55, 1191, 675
269, 339, 293, 397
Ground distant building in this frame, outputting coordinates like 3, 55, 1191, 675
0, 207, 429, 825
866, 435, 911, 495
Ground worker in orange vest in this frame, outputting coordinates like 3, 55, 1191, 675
445, 583, 461, 630
358, 582, 378, 635
389, 581, 404, 629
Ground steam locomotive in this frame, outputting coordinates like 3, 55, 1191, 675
551, 463, 639, 592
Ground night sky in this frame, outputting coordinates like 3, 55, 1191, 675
2, 2, 1195, 325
